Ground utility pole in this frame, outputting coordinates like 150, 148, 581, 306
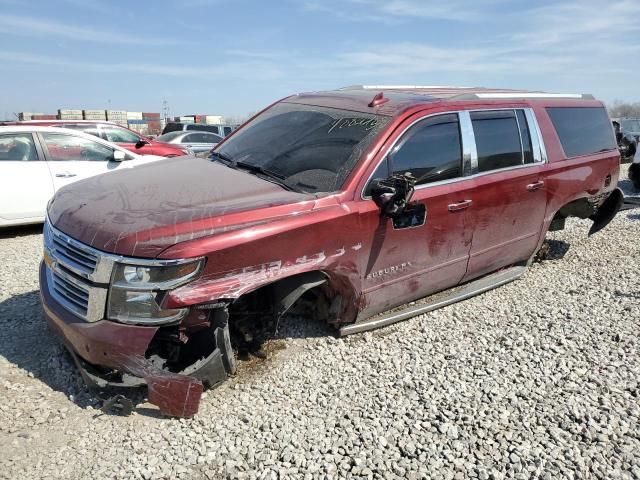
162, 99, 170, 123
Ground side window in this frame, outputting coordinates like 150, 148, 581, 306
66, 124, 102, 140
191, 133, 218, 143
471, 110, 522, 172
0, 133, 39, 161
223, 127, 232, 136
41, 133, 115, 162
181, 134, 196, 143
364, 158, 390, 197
388, 113, 462, 186
101, 126, 140, 143
546, 107, 617, 158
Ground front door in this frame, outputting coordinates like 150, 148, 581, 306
38, 132, 125, 191
357, 113, 475, 319
0, 132, 54, 225
462, 109, 547, 281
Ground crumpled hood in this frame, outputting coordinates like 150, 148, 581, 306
48, 156, 315, 257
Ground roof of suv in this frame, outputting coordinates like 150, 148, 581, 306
285, 85, 596, 116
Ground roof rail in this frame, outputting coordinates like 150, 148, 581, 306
340, 85, 473, 90
452, 92, 594, 100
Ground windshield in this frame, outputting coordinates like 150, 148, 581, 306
210, 102, 389, 193
621, 119, 640, 133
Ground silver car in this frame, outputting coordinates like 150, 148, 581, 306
155, 131, 223, 154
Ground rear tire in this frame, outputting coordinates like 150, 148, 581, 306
629, 163, 640, 190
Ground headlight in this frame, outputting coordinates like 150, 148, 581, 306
107, 259, 203, 325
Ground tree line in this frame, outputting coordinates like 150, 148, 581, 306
608, 101, 640, 118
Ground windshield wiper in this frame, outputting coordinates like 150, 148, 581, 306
209, 151, 235, 165
234, 161, 295, 191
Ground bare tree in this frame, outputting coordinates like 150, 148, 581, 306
608, 100, 640, 118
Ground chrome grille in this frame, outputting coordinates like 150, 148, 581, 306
49, 229, 98, 276
50, 270, 89, 316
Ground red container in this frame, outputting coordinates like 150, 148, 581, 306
31, 115, 58, 120
142, 112, 161, 119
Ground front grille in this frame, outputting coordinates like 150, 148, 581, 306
50, 229, 98, 276
50, 270, 90, 317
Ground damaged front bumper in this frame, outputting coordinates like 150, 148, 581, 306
39, 263, 234, 417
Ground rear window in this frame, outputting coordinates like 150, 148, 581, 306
546, 107, 616, 158
162, 123, 183, 134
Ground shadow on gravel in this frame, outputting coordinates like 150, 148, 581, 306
0, 224, 42, 239
534, 239, 571, 262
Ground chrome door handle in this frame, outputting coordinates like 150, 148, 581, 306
448, 200, 473, 212
55, 172, 77, 178
526, 180, 544, 191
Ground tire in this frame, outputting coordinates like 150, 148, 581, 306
629, 163, 640, 190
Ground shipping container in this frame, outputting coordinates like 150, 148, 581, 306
142, 112, 161, 119
205, 115, 224, 125
58, 109, 82, 115
127, 119, 147, 125
31, 115, 57, 120
179, 116, 195, 123
126, 112, 143, 120
18, 112, 44, 121
58, 114, 84, 120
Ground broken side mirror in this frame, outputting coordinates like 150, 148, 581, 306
370, 172, 417, 218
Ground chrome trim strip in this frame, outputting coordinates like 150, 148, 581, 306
524, 108, 548, 163
513, 109, 525, 164
458, 111, 478, 175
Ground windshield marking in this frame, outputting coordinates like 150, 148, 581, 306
328, 117, 379, 133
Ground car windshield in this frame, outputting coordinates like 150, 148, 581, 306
156, 132, 184, 142
621, 119, 640, 133
210, 102, 389, 193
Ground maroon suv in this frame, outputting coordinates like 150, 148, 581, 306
0, 120, 188, 157
40, 86, 623, 416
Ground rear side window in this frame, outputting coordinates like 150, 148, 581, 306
471, 110, 522, 172
162, 123, 183, 134
0, 133, 39, 161
546, 107, 617, 158
389, 113, 462, 185
187, 124, 219, 134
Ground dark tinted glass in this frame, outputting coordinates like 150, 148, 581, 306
162, 123, 182, 134
364, 158, 390, 196
471, 110, 522, 172
389, 113, 462, 185
223, 127, 232, 136
187, 124, 220, 134
215, 103, 388, 193
546, 107, 617, 158
516, 110, 534, 164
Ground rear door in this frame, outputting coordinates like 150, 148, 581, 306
38, 132, 130, 191
462, 108, 547, 281
358, 113, 475, 318
0, 132, 53, 224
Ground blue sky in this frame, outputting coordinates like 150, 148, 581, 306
0, 0, 638, 120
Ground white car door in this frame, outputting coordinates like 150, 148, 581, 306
0, 132, 54, 226
38, 132, 137, 191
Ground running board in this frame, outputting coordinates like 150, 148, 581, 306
339, 265, 528, 336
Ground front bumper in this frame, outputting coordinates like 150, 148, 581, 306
39, 262, 213, 417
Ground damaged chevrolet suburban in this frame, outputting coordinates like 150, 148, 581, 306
40, 86, 623, 417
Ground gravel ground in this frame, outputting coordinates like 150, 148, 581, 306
0, 181, 639, 480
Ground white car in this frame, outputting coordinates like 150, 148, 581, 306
0, 126, 166, 227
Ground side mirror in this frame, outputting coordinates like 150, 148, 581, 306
370, 172, 417, 217
112, 150, 126, 162
135, 139, 150, 149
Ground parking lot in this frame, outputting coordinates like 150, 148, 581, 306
0, 179, 637, 479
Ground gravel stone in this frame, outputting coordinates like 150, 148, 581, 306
0, 180, 638, 479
